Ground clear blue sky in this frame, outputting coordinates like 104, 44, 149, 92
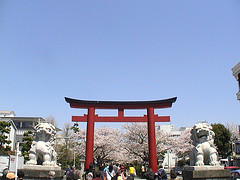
1, 1, 240, 129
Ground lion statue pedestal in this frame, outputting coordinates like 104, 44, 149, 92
22, 122, 64, 179
182, 123, 231, 180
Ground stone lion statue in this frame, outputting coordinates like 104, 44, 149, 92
26, 122, 57, 166
190, 122, 220, 166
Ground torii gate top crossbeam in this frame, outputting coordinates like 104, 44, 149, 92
65, 97, 177, 109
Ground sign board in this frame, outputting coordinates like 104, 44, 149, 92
9, 155, 24, 172
0, 156, 9, 176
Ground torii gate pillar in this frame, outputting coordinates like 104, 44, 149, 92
85, 107, 95, 170
65, 97, 177, 173
147, 107, 157, 170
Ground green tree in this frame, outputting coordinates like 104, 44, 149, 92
71, 123, 79, 133
57, 145, 73, 169
20, 130, 34, 161
211, 123, 231, 158
0, 121, 12, 154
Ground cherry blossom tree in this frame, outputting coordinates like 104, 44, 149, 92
121, 123, 149, 162
94, 127, 124, 164
71, 123, 193, 166
121, 123, 174, 163
45, 115, 57, 126
71, 128, 86, 157
171, 128, 192, 159
72, 126, 126, 165
226, 123, 240, 141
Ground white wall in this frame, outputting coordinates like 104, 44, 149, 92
162, 151, 178, 169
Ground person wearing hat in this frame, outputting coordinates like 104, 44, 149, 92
6, 172, 15, 180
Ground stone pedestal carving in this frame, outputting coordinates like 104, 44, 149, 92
20, 166, 64, 180
183, 166, 231, 180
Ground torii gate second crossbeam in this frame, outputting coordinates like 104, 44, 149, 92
65, 97, 177, 173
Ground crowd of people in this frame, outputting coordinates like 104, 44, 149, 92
65, 163, 179, 180
65, 163, 136, 180
0, 163, 179, 180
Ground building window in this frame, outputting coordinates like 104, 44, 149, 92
22, 122, 33, 128
14, 122, 21, 128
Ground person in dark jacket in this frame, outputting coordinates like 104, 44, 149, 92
17, 170, 25, 180
170, 168, 177, 180
155, 165, 167, 180
144, 168, 155, 180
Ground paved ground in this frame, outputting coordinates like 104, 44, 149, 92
134, 175, 183, 180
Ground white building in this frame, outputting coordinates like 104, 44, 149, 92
232, 61, 240, 100
156, 124, 191, 169
0, 111, 17, 151
11, 117, 46, 143
0, 111, 47, 149
0, 111, 16, 117
156, 124, 191, 137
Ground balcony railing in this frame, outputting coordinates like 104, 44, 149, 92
16, 130, 28, 135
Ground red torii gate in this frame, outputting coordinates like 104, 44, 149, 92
65, 97, 177, 173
